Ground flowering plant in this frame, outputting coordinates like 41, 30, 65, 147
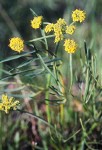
3, 7, 102, 149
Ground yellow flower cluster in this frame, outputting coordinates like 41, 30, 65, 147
64, 39, 77, 53
56, 18, 66, 26
9, 37, 24, 53
53, 23, 63, 43
44, 9, 85, 53
8, 9, 86, 54
66, 25, 76, 35
54, 19, 67, 43
31, 16, 43, 29
0, 94, 20, 114
72, 9, 86, 23
45, 18, 66, 43
44, 23, 54, 33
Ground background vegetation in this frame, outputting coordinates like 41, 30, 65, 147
0, 0, 102, 149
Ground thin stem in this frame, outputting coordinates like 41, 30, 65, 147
60, 104, 64, 125
69, 54, 73, 90
40, 28, 48, 50
59, 76, 65, 125
84, 66, 89, 102
28, 35, 54, 42
45, 74, 51, 124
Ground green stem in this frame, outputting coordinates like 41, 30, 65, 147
69, 54, 73, 90
40, 28, 48, 50
45, 74, 51, 124
28, 35, 54, 42
84, 67, 89, 102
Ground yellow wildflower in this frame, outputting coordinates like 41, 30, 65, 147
45, 18, 67, 43
0, 103, 3, 111
53, 23, 63, 43
0, 94, 20, 114
53, 18, 66, 43
44, 23, 54, 33
64, 39, 77, 53
56, 18, 67, 26
54, 32, 63, 43
31, 16, 43, 29
66, 25, 76, 35
72, 9, 86, 23
9, 37, 24, 53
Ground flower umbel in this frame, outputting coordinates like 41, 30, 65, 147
31, 16, 43, 29
64, 39, 77, 53
44, 23, 54, 33
45, 18, 67, 43
72, 9, 86, 23
53, 23, 63, 43
0, 94, 20, 114
53, 18, 66, 43
66, 25, 76, 35
56, 18, 67, 26
9, 37, 24, 53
